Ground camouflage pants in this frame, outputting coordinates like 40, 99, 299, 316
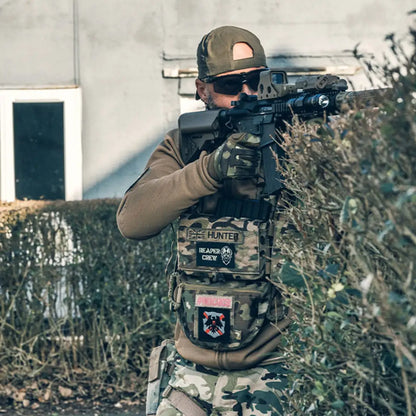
156, 352, 287, 416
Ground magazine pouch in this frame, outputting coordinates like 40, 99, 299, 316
173, 278, 274, 351
145, 340, 176, 415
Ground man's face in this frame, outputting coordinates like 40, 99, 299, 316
196, 41, 266, 110
198, 66, 265, 110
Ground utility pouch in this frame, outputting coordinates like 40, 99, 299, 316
177, 214, 273, 280
174, 279, 274, 351
145, 339, 176, 416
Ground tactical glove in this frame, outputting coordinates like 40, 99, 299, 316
208, 132, 261, 181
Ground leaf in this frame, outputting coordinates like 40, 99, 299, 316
335, 291, 349, 305
388, 291, 406, 304
331, 400, 345, 409
279, 262, 306, 288
345, 288, 362, 298
380, 182, 395, 194
318, 263, 340, 280
327, 311, 343, 320
314, 380, 324, 392
340, 319, 350, 329
325, 263, 339, 276
13, 389, 26, 402
58, 386, 73, 398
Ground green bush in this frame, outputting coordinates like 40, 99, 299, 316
0, 199, 174, 406
273, 31, 416, 414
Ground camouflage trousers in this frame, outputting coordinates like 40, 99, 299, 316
155, 351, 288, 416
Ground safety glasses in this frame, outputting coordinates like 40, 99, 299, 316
203, 68, 268, 96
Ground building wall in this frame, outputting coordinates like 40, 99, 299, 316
0, 0, 414, 199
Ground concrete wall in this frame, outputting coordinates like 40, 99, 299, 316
0, 0, 414, 199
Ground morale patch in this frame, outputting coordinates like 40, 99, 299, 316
186, 228, 243, 244
195, 294, 233, 309
198, 308, 230, 342
196, 242, 235, 268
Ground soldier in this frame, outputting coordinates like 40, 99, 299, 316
117, 26, 292, 416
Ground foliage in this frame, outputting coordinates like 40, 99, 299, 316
273, 30, 416, 415
0, 199, 174, 408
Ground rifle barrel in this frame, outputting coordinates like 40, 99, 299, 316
336, 88, 391, 109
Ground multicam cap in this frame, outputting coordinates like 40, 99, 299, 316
197, 26, 266, 80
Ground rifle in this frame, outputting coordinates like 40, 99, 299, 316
178, 69, 389, 196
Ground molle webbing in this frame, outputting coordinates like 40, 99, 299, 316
163, 386, 207, 416
215, 197, 272, 220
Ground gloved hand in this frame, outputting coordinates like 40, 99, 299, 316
208, 132, 261, 181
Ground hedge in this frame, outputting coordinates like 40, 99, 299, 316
272, 30, 416, 415
0, 199, 174, 407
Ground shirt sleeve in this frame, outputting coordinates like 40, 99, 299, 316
116, 129, 222, 240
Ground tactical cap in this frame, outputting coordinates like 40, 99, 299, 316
197, 26, 266, 80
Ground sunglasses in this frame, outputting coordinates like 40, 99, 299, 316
203, 68, 268, 96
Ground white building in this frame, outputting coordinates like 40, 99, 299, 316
0, 0, 414, 201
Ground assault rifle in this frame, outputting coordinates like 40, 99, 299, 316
178, 69, 389, 196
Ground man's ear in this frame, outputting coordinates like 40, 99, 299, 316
195, 79, 209, 103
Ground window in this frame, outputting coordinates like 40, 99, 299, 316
0, 88, 82, 201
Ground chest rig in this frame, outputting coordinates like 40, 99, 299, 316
170, 196, 278, 351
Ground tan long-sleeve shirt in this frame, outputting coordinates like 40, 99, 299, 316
117, 129, 221, 240
116, 129, 291, 369
117, 129, 261, 239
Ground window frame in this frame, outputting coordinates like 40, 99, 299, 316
0, 87, 82, 202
